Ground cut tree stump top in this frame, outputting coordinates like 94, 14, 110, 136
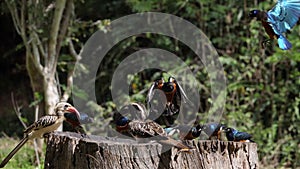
44, 131, 259, 169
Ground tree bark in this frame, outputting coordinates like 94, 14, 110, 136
45, 132, 259, 169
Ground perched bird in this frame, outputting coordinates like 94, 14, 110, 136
182, 124, 202, 140
165, 124, 202, 140
221, 127, 254, 142
116, 117, 193, 152
116, 102, 149, 121
65, 112, 93, 126
249, 0, 300, 50
64, 112, 94, 134
0, 102, 81, 168
202, 122, 226, 140
110, 102, 149, 137
147, 76, 191, 116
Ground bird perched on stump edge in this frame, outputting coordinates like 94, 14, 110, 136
0, 102, 81, 168
116, 116, 194, 152
220, 126, 254, 142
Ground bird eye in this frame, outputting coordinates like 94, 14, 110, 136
64, 104, 69, 109
249, 10, 258, 17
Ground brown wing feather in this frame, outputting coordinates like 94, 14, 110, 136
128, 120, 193, 151
262, 21, 278, 39
129, 120, 167, 138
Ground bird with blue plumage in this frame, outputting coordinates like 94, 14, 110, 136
221, 127, 254, 142
249, 0, 300, 50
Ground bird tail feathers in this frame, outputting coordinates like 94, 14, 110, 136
277, 35, 292, 50
284, 0, 300, 27
159, 137, 194, 152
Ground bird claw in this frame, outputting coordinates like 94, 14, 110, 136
261, 39, 272, 49
43, 132, 52, 138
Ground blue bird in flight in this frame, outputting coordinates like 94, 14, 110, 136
249, 0, 300, 50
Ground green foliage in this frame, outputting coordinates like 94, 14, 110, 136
1, 0, 299, 168
29, 92, 43, 108
0, 138, 44, 169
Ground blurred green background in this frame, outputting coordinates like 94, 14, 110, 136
0, 0, 299, 168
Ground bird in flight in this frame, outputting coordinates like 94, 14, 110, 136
249, 0, 300, 50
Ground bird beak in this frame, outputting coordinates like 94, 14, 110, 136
66, 106, 81, 121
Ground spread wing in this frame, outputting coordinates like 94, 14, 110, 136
268, 0, 300, 34
146, 82, 157, 105
175, 80, 192, 105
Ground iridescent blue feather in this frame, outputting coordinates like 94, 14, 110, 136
267, 0, 300, 49
268, 0, 300, 33
231, 129, 252, 140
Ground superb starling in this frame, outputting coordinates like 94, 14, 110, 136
221, 127, 254, 142
202, 122, 226, 140
64, 112, 93, 134
165, 124, 202, 140
249, 0, 300, 50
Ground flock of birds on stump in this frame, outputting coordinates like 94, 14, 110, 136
1, 0, 300, 167
114, 76, 254, 154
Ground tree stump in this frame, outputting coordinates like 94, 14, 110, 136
44, 131, 259, 169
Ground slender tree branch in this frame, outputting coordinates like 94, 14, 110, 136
20, 0, 26, 40
55, 0, 74, 64
30, 34, 44, 74
5, 0, 21, 35
33, 31, 46, 60
33, 140, 41, 167
33, 102, 41, 166
5, 0, 29, 51
61, 39, 81, 101
47, 0, 67, 73
68, 39, 82, 60
18, 0, 30, 51
11, 93, 27, 129
11, 93, 41, 166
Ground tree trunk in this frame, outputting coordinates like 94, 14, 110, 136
44, 132, 259, 169
43, 75, 60, 115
